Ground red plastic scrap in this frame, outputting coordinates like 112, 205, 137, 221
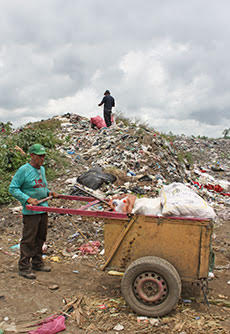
192, 181, 203, 189
192, 180, 230, 196
29, 315, 66, 334
98, 304, 107, 309
78, 241, 101, 254
204, 183, 224, 193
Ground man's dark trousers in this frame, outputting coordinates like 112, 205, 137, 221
104, 109, 112, 127
19, 213, 48, 272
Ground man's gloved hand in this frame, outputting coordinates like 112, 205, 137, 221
49, 191, 59, 198
27, 197, 39, 205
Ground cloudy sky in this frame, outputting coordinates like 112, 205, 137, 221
0, 0, 229, 137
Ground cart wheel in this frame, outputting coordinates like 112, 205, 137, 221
121, 256, 181, 317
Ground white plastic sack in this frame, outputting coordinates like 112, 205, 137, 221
199, 173, 215, 184
160, 182, 216, 219
216, 179, 230, 192
132, 197, 162, 216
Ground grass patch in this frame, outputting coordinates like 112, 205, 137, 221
28, 118, 62, 131
0, 120, 67, 204
116, 112, 133, 127
177, 151, 194, 165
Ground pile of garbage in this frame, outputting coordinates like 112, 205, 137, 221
49, 113, 229, 221
55, 114, 191, 194
173, 135, 230, 221
6, 112, 228, 220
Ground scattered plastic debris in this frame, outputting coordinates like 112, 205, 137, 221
9, 244, 20, 251
28, 315, 66, 334
78, 241, 100, 255
137, 316, 148, 323
50, 256, 61, 263
108, 271, 124, 276
98, 304, 107, 310
113, 323, 124, 331
183, 299, 192, 304
48, 284, 59, 291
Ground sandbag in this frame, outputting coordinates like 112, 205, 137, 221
90, 116, 106, 129
160, 182, 216, 219
77, 166, 117, 190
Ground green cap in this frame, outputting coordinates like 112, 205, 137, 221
29, 143, 46, 155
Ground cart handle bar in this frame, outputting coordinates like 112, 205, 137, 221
26, 204, 129, 220
37, 195, 98, 204
58, 194, 98, 202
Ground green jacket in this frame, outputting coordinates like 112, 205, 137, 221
9, 163, 50, 215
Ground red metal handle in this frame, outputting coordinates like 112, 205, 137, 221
37, 196, 53, 204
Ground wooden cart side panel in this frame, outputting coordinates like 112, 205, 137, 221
199, 225, 213, 278
104, 216, 212, 281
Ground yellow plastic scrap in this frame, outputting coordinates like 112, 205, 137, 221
50, 256, 61, 262
108, 270, 124, 276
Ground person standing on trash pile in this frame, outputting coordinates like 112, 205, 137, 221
98, 90, 115, 127
9, 143, 59, 279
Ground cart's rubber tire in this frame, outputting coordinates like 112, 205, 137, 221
121, 256, 181, 317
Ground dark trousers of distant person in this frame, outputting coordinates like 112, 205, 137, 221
19, 213, 48, 272
104, 109, 112, 127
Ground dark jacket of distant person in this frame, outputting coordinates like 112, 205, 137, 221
98, 90, 115, 127
99, 91, 115, 111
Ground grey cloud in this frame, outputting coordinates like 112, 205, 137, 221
189, 108, 229, 126
0, 0, 230, 137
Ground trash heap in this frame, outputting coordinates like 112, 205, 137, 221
173, 136, 230, 174
54, 114, 193, 197
173, 135, 230, 221
48, 113, 230, 222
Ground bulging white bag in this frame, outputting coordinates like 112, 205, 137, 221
132, 197, 162, 216
160, 182, 216, 219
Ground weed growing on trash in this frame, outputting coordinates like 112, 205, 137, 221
177, 151, 194, 166
0, 174, 12, 204
161, 132, 177, 143
223, 128, 230, 138
29, 118, 62, 131
116, 112, 132, 127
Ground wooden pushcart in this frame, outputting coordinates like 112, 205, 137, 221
27, 195, 213, 317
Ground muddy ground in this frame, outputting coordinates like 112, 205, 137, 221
0, 192, 230, 334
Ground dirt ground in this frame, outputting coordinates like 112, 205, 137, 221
0, 198, 230, 334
